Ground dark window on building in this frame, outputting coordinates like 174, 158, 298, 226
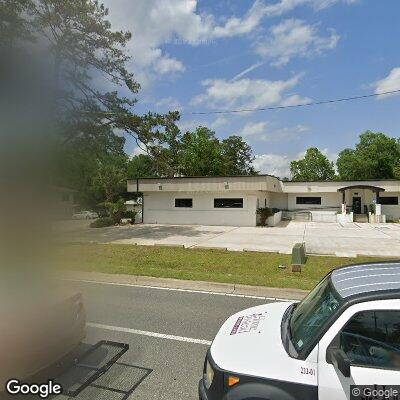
175, 198, 193, 208
380, 197, 399, 205
214, 198, 243, 208
340, 310, 400, 370
296, 197, 322, 205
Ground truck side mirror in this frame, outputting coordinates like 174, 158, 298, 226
326, 347, 351, 378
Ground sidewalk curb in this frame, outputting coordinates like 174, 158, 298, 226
66, 271, 309, 301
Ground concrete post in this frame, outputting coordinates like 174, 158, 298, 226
341, 190, 346, 214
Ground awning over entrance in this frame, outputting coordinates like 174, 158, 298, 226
337, 184, 386, 207
337, 185, 386, 193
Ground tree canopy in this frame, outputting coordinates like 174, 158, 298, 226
337, 131, 400, 180
128, 126, 257, 179
290, 148, 335, 181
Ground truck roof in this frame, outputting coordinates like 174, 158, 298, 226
331, 262, 400, 299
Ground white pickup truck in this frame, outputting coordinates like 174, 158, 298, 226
199, 262, 400, 400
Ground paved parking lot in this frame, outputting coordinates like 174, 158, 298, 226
63, 221, 400, 257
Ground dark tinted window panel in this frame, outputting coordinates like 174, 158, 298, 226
175, 198, 193, 208
340, 310, 400, 370
296, 197, 322, 205
380, 197, 399, 205
214, 198, 243, 208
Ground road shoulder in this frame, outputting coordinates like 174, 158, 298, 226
66, 271, 309, 301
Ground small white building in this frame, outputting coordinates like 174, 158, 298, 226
127, 176, 400, 227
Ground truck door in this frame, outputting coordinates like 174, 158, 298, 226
318, 309, 400, 400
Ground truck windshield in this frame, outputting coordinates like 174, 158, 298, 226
289, 276, 342, 353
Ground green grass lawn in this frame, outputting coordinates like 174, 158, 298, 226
61, 243, 395, 291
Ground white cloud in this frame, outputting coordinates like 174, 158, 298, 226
154, 57, 186, 75
102, 0, 210, 86
178, 119, 199, 132
265, 124, 309, 141
131, 146, 147, 158
321, 148, 338, 165
191, 74, 310, 110
210, 116, 229, 130
155, 96, 182, 110
253, 153, 292, 178
238, 122, 268, 138
211, 0, 269, 38
280, 94, 312, 106
254, 147, 337, 178
374, 68, 400, 99
255, 19, 339, 67
238, 122, 309, 141
102, 0, 354, 87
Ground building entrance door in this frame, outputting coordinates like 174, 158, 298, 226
352, 196, 362, 214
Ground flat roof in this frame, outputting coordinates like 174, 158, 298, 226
134, 174, 280, 180
331, 262, 400, 298
132, 176, 400, 184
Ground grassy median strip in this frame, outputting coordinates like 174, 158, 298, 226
60, 244, 394, 291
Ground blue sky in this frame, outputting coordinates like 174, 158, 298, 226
104, 0, 400, 178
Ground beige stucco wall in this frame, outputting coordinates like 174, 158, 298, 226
283, 180, 400, 193
143, 191, 258, 226
270, 192, 289, 210
381, 192, 400, 219
288, 192, 342, 210
131, 175, 282, 193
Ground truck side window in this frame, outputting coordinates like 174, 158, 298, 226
340, 310, 400, 370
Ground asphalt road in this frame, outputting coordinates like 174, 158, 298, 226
57, 281, 274, 400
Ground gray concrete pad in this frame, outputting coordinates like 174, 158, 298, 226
62, 221, 400, 258
303, 222, 400, 257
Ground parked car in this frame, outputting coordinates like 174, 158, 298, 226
1, 283, 86, 391
72, 210, 98, 220
199, 262, 400, 400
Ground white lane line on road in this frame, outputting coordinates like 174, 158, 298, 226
69, 279, 293, 301
87, 322, 212, 346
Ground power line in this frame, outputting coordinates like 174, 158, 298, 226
80, 88, 400, 117
184, 88, 400, 116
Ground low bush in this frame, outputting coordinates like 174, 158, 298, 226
90, 217, 115, 228
122, 210, 137, 224
256, 207, 281, 226
256, 207, 273, 226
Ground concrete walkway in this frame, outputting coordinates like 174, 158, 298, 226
63, 221, 400, 258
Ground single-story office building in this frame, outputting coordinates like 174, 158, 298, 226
127, 176, 400, 227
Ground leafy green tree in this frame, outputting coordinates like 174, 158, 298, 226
291, 148, 335, 181
180, 127, 224, 176
337, 131, 400, 180
128, 154, 159, 179
6, 0, 181, 170
57, 123, 127, 208
144, 113, 184, 177
394, 161, 400, 180
221, 136, 257, 175
178, 128, 258, 177
92, 156, 128, 203
101, 198, 126, 224
0, 0, 33, 46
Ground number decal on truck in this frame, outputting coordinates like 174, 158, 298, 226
300, 367, 316, 376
